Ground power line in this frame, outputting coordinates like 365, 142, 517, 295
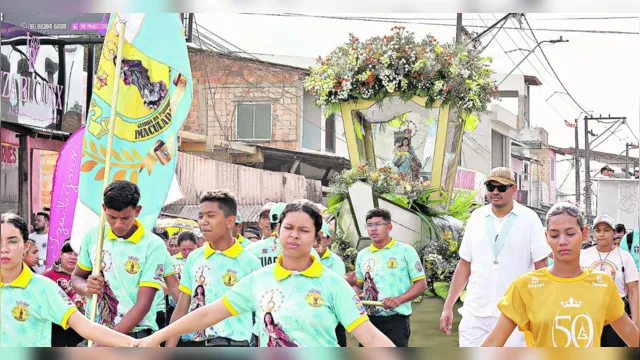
522, 15, 592, 116
239, 13, 640, 36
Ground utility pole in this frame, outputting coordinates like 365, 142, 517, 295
583, 115, 627, 223
626, 143, 640, 178
456, 13, 463, 42
574, 125, 581, 204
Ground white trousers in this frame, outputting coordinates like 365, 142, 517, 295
458, 312, 526, 347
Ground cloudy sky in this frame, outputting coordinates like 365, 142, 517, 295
197, 13, 639, 159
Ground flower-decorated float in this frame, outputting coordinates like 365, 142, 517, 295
304, 27, 498, 299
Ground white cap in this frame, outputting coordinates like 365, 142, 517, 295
592, 214, 615, 230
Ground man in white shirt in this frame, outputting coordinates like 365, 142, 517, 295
29, 211, 50, 274
439, 167, 550, 347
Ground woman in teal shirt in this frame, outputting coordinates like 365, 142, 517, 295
1, 213, 136, 347
138, 201, 394, 347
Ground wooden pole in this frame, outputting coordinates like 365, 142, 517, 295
87, 19, 127, 347
361, 300, 383, 307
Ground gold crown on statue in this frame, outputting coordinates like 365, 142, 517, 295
265, 293, 276, 313
197, 268, 207, 286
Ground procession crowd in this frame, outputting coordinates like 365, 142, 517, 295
1, 167, 639, 347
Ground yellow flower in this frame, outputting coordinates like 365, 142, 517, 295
371, 172, 380, 181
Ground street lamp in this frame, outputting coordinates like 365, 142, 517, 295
497, 37, 569, 87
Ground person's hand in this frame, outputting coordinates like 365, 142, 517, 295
440, 307, 454, 335
86, 274, 104, 296
381, 297, 400, 310
344, 272, 358, 287
137, 334, 162, 347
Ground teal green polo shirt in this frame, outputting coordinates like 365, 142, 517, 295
77, 219, 167, 331
1, 265, 78, 347
355, 239, 425, 316
178, 240, 261, 342
222, 255, 369, 347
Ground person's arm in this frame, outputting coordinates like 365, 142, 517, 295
71, 231, 103, 297
440, 259, 471, 335
138, 299, 233, 347
530, 217, 552, 270
67, 311, 137, 347
112, 286, 158, 334
164, 291, 192, 347
383, 247, 427, 309
479, 314, 518, 347
351, 321, 395, 347
71, 267, 103, 297
164, 274, 181, 305
610, 313, 639, 347
627, 281, 638, 327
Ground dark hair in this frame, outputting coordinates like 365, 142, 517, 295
1, 213, 29, 243
36, 211, 50, 222
152, 227, 169, 241
61, 241, 74, 254
600, 166, 607, 174
279, 201, 323, 234
177, 230, 198, 246
615, 224, 626, 233
244, 226, 261, 238
198, 189, 237, 217
263, 312, 274, 327
399, 136, 411, 146
103, 180, 141, 211
366, 208, 391, 223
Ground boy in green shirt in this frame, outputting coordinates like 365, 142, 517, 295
167, 189, 261, 347
349, 208, 427, 347
72, 180, 168, 339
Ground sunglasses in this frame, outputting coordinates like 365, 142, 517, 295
486, 183, 514, 193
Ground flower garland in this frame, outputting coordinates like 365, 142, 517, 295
304, 27, 499, 129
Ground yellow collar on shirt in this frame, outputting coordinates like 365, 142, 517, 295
370, 238, 396, 253
274, 255, 323, 281
107, 219, 144, 244
321, 249, 332, 259
204, 239, 242, 259
0, 264, 33, 288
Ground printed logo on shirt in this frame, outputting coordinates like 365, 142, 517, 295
528, 277, 545, 288
592, 274, 608, 288
415, 261, 423, 272
12, 302, 29, 322
262, 249, 268, 254
222, 269, 238, 287
305, 289, 324, 308
353, 295, 366, 315
552, 297, 594, 347
386, 258, 398, 269
124, 256, 141, 274
633, 245, 639, 254
154, 264, 164, 281
261, 256, 278, 267
58, 290, 74, 306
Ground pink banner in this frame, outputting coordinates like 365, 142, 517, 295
47, 126, 84, 267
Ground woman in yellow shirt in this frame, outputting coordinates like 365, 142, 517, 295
481, 202, 639, 347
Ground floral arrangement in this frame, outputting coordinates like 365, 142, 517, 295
304, 27, 499, 129
327, 164, 480, 301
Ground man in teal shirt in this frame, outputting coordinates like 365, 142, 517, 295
167, 189, 261, 347
72, 180, 167, 339
348, 208, 427, 347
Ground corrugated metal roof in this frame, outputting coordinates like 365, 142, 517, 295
161, 203, 266, 223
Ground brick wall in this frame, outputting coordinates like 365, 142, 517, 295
185, 50, 306, 151
39, 150, 59, 210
